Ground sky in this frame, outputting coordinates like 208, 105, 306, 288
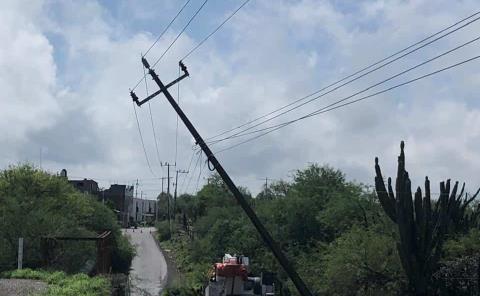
1, 0, 480, 199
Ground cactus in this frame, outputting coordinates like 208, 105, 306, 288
374, 141, 479, 295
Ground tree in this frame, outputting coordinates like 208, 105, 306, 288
321, 225, 404, 295
0, 165, 134, 273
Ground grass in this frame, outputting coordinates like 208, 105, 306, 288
1, 268, 110, 296
158, 231, 209, 296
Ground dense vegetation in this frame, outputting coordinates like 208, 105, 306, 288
2, 268, 110, 296
158, 146, 480, 295
0, 165, 134, 274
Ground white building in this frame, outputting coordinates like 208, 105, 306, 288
130, 198, 157, 223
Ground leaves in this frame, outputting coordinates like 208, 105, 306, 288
0, 164, 133, 273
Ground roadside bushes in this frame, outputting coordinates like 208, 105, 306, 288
2, 268, 110, 296
0, 165, 134, 274
156, 220, 172, 241
111, 232, 136, 274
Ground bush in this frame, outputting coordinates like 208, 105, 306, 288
163, 284, 203, 296
321, 226, 404, 295
156, 221, 172, 241
0, 165, 134, 274
111, 233, 135, 274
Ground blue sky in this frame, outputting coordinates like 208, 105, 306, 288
1, 0, 480, 198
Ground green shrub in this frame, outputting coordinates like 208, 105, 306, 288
163, 284, 203, 296
0, 165, 134, 274
321, 226, 404, 295
111, 233, 135, 273
3, 268, 110, 296
156, 221, 172, 241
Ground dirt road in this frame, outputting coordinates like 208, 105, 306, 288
124, 227, 168, 296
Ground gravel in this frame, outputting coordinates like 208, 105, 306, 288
0, 279, 48, 296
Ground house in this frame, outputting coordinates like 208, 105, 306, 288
69, 179, 100, 195
103, 184, 134, 227
62, 169, 99, 196
61, 169, 135, 227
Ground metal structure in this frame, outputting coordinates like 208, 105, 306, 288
41, 231, 113, 274
130, 58, 313, 296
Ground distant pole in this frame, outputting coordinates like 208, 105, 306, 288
173, 169, 188, 219
141, 191, 144, 223
17, 238, 23, 270
135, 179, 139, 200
174, 170, 179, 220
265, 177, 268, 197
155, 190, 158, 223
166, 163, 171, 233
161, 177, 164, 194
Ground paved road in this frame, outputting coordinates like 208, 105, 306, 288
124, 227, 168, 296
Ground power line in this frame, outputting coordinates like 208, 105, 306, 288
178, 149, 196, 193
151, 0, 208, 69
215, 54, 480, 154
143, 0, 193, 57
207, 15, 480, 144
208, 34, 480, 145
184, 151, 202, 194
205, 11, 480, 142
181, 0, 251, 61
142, 55, 163, 170
195, 153, 206, 193
131, 101, 157, 176
132, 0, 209, 91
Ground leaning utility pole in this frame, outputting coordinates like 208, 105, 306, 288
131, 58, 313, 296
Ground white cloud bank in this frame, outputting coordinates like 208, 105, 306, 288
1, 0, 480, 197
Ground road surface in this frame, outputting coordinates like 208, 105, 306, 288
124, 227, 168, 296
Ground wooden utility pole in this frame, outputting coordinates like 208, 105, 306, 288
162, 162, 175, 233
140, 191, 144, 223
157, 176, 171, 223
264, 177, 269, 198
130, 58, 313, 296
174, 169, 188, 219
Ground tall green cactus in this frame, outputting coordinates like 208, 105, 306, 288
374, 141, 479, 295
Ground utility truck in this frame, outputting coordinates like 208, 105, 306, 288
205, 254, 275, 296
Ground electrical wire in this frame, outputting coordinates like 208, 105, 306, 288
152, 0, 209, 69
132, 0, 209, 91
143, 56, 164, 171
214, 54, 480, 154
195, 153, 205, 193
205, 11, 480, 141
184, 151, 202, 194
132, 101, 157, 176
178, 148, 196, 193
143, 0, 193, 57
208, 34, 480, 144
180, 0, 251, 61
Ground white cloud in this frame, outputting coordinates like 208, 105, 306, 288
0, 0, 59, 144
1, 0, 480, 197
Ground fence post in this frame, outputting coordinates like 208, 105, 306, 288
17, 238, 23, 270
